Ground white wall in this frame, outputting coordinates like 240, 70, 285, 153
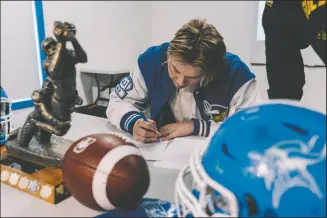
1, 1, 41, 100
42, 1, 152, 72
150, 1, 326, 112
42, 1, 153, 101
151, 1, 257, 65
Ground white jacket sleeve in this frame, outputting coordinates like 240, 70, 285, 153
106, 63, 148, 134
193, 78, 261, 138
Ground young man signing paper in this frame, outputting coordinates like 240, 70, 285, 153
107, 19, 259, 143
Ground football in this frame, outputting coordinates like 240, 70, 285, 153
62, 132, 150, 211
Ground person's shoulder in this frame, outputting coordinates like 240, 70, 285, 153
225, 52, 252, 71
140, 42, 170, 57
225, 52, 244, 65
138, 42, 170, 68
224, 52, 255, 80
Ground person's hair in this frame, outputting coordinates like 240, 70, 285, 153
167, 19, 227, 87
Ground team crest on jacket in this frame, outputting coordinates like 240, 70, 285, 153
203, 100, 229, 122
115, 76, 133, 99
266, 0, 273, 7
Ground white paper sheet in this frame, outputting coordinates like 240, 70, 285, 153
151, 136, 211, 169
152, 157, 189, 170
136, 140, 169, 161
126, 135, 210, 162
105, 132, 169, 161
163, 136, 209, 159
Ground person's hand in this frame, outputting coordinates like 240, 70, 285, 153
53, 21, 66, 42
53, 21, 76, 42
132, 119, 160, 143
159, 121, 194, 141
63, 22, 76, 41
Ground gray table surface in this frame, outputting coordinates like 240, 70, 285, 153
1, 108, 180, 217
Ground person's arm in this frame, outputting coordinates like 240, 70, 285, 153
192, 78, 260, 138
106, 63, 148, 134
68, 38, 88, 64
47, 41, 66, 77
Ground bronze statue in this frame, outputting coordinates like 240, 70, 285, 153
18, 21, 87, 147
5, 21, 87, 167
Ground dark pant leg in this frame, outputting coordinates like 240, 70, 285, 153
263, 2, 308, 100
18, 112, 38, 147
265, 40, 305, 100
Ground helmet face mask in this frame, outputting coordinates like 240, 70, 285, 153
0, 96, 12, 145
174, 100, 326, 217
175, 147, 238, 217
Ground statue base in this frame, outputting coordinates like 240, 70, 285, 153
1, 128, 73, 204
5, 127, 72, 168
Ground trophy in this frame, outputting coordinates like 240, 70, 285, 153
1, 21, 88, 204
4, 21, 87, 169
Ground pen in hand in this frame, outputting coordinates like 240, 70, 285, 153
138, 113, 161, 142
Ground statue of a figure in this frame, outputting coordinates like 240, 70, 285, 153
17, 21, 87, 147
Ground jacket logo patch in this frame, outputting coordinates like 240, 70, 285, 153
115, 76, 133, 99
203, 100, 229, 122
266, 0, 273, 7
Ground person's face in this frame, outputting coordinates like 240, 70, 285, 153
46, 41, 57, 57
42, 37, 57, 57
167, 56, 203, 89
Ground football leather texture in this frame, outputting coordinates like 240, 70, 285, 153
62, 133, 150, 211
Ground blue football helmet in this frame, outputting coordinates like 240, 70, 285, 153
0, 86, 12, 145
175, 101, 326, 217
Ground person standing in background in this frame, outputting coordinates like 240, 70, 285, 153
263, 0, 326, 100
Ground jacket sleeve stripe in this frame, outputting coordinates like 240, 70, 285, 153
192, 119, 200, 136
205, 121, 211, 137
126, 114, 142, 134
202, 120, 210, 137
200, 120, 205, 136
124, 114, 138, 130
192, 119, 211, 137
120, 111, 142, 134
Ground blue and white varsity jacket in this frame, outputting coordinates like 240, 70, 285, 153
106, 42, 259, 137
